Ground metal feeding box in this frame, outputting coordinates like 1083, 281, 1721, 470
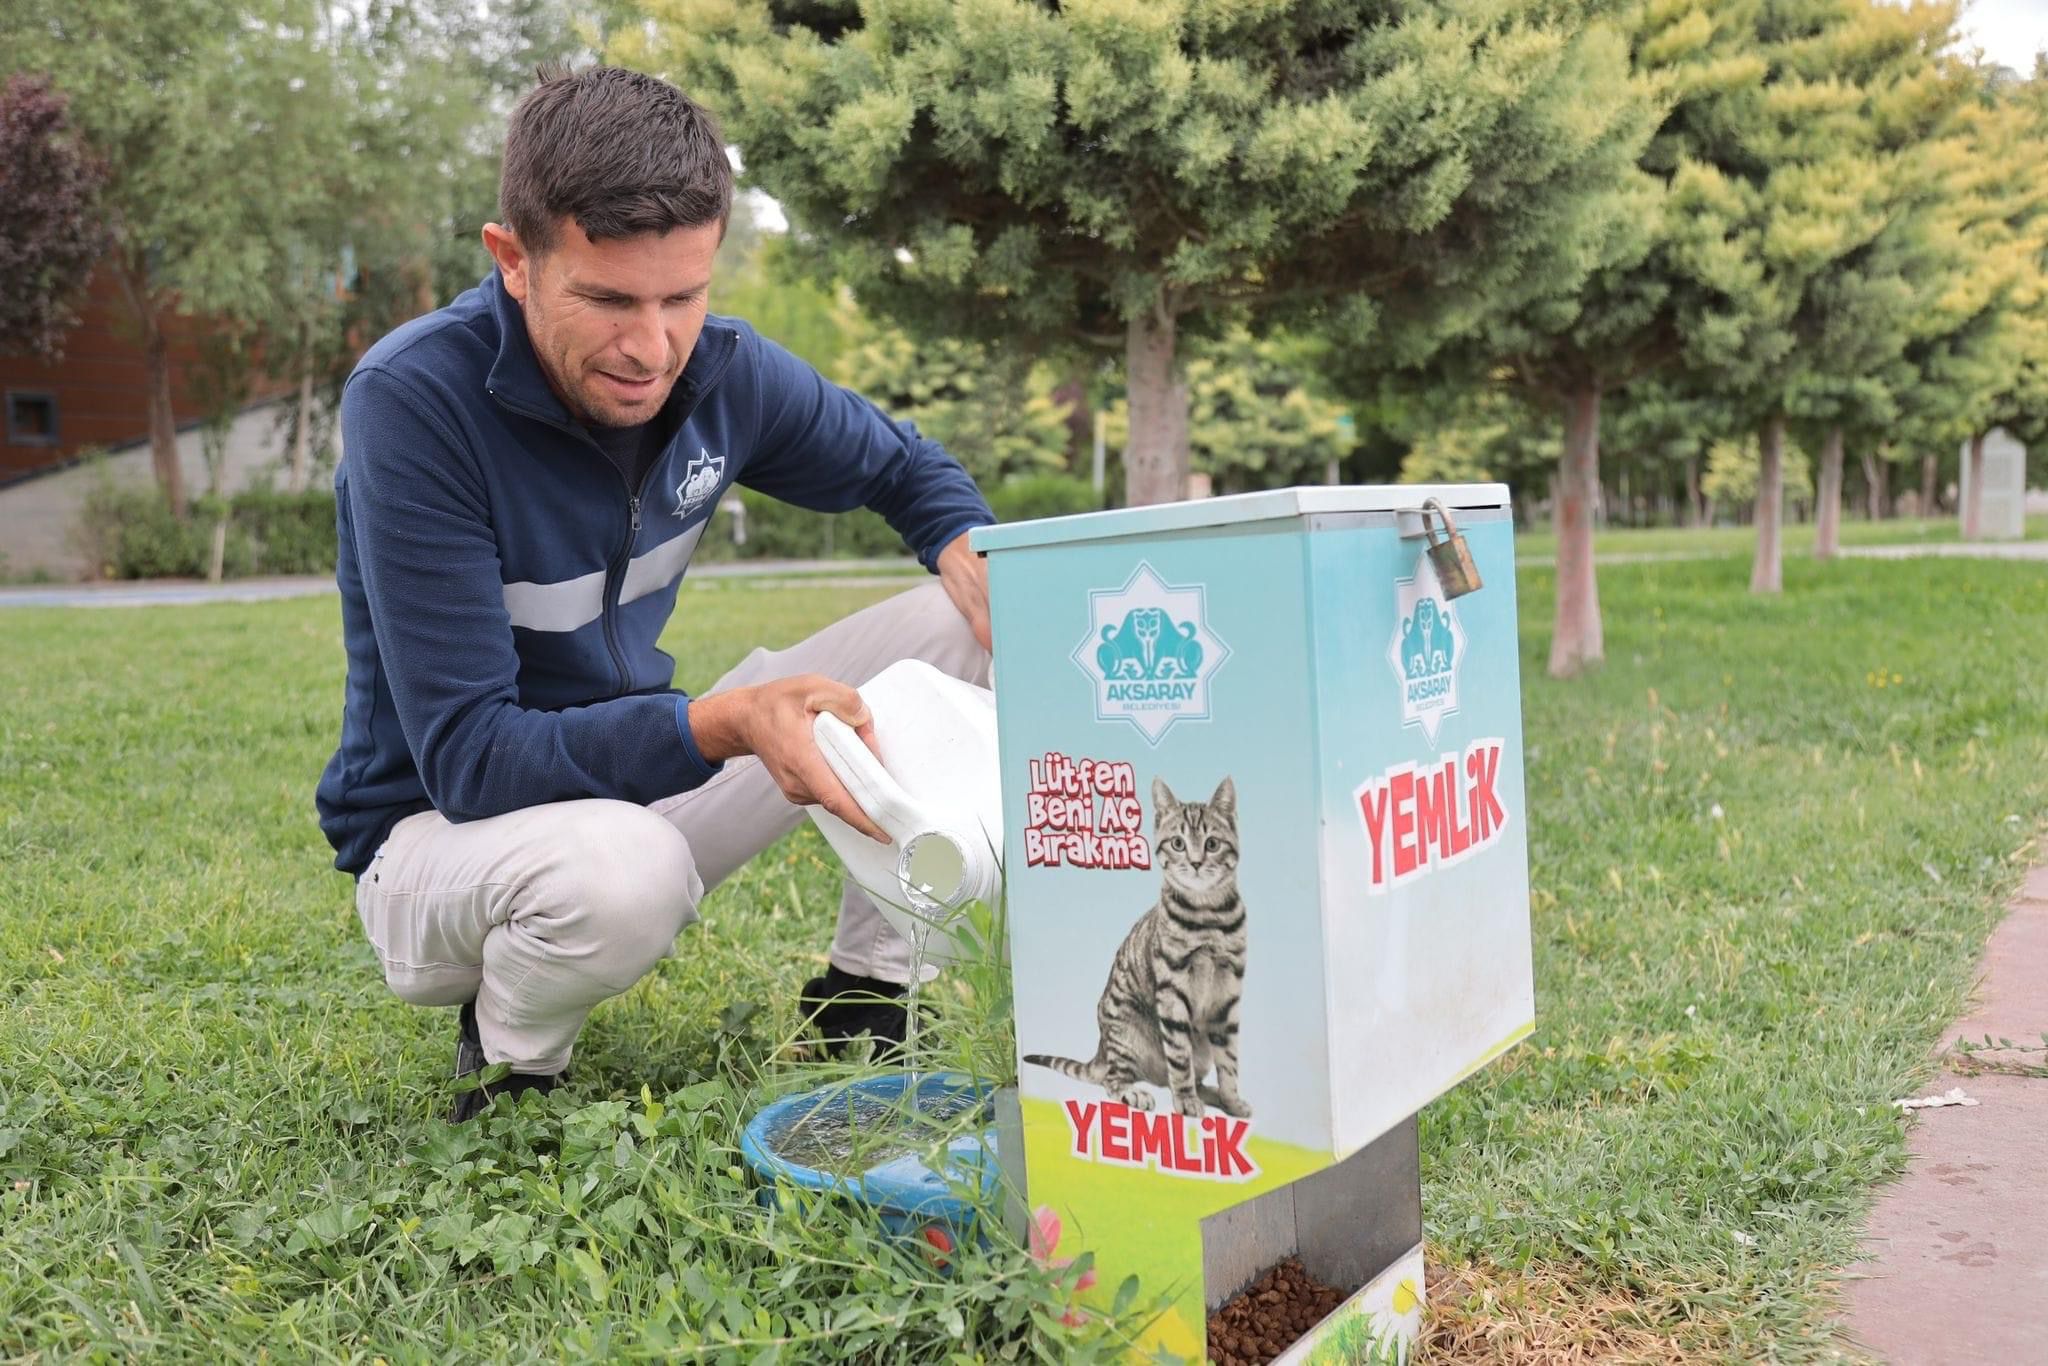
973, 486, 1535, 1363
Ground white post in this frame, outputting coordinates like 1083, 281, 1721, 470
1091, 410, 1106, 499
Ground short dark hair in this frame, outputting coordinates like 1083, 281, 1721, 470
499, 65, 733, 254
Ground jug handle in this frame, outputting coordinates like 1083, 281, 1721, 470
813, 711, 920, 842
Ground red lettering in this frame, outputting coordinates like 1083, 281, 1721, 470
1208, 1117, 1254, 1177
1357, 782, 1390, 885
1064, 1100, 1098, 1157
1170, 1111, 1195, 1170
1415, 766, 1448, 865
1356, 739, 1510, 894
1390, 769, 1419, 879
1442, 758, 1471, 855
1100, 1102, 1130, 1162
1470, 742, 1506, 839
1130, 1109, 1172, 1167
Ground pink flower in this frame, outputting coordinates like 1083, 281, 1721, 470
1029, 1206, 1096, 1327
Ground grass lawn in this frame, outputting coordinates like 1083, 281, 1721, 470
3, 546, 2045, 1361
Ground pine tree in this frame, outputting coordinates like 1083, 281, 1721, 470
621, 0, 1657, 504
1346, 0, 1746, 675
1879, 68, 2048, 538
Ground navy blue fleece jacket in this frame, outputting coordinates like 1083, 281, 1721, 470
314, 271, 993, 876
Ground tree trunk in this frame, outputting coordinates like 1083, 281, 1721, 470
1961, 432, 1985, 539
1750, 416, 1785, 594
1549, 386, 1604, 678
1860, 450, 1882, 521
1921, 450, 1938, 518
1685, 455, 1705, 526
289, 366, 315, 493
1814, 426, 1844, 560
1124, 305, 1189, 506
111, 255, 188, 518
143, 322, 187, 519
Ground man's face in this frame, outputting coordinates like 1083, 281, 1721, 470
483, 216, 721, 428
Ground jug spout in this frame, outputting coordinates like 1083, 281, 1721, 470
806, 661, 1004, 963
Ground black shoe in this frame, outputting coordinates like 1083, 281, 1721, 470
449, 1000, 561, 1123
800, 966, 909, 1060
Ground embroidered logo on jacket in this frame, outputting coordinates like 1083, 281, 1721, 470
673, 448, 725, 520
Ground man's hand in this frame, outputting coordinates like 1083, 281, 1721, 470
937, 529, 992, 652
688, 676, 890, 843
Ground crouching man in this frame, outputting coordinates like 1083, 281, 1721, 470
315, 66, 993, 1121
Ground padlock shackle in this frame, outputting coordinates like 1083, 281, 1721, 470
1420, 497, 1459, 550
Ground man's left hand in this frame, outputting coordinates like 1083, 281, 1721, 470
937, 530, 992, 653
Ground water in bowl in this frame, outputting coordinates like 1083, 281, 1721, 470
763, 1082, 985, 1177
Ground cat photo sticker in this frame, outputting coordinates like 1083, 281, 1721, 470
1388, 556, 1466, 742
1024, 775, 1258, 1179
1072, 562, 1230, 744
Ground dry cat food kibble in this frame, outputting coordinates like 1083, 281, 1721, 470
1205, 1257, 1348, 1365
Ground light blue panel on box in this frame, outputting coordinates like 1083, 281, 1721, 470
1305, 508, 1535, 1156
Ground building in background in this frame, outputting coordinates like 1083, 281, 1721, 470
0, 261, 290, 486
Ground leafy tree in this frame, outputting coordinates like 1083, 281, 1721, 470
1876, 69, 2048, 540
1395, 383, 1561, 501
0, 74, 109, 361
1183, 330, 1356, 493
1702, 430, 1812, 516
0, 0, 593, 509
714, 212, 857, 376
623, 0, 1657, 506
2, 1, 365, 513
835, 309, 1074, 488
1673, 0, 1969, 593
1100, 328, 1358, 494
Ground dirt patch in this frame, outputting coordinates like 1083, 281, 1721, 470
1206, 1256, 1348, 1365
1416, 1257, 1714, 1365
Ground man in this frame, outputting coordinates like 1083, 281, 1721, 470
315, 66, 995, 1122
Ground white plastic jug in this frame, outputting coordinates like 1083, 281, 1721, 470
806, 659, 1003, 965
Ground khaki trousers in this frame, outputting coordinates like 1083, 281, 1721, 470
353, 581, 989, 1073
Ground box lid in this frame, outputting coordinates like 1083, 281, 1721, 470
970, 483, 1511, 554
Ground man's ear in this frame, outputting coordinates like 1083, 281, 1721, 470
482, 222, 535, 302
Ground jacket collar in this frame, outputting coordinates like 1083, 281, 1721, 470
481, 269, 739, 434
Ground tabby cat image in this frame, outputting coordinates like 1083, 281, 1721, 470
1024, 776, 1250, 1118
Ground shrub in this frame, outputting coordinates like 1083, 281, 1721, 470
707, 488, 908, 561
230, 488, 340, 574
76, 477, 339, 579
986, 474, 1100, 523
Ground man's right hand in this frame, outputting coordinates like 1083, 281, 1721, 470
688, 676, 891, 843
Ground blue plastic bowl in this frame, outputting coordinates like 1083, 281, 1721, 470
740, 1072, 999, 1246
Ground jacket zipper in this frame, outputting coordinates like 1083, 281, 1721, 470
486, 329, 743, 696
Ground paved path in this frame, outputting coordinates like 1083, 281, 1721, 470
0, 558, 921, 609
1840, 541, 2048, 561
1843, 856, 2048, 1364
1511, 541, 2048, 568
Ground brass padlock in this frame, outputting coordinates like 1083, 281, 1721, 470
1422, 498, 1482, 599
